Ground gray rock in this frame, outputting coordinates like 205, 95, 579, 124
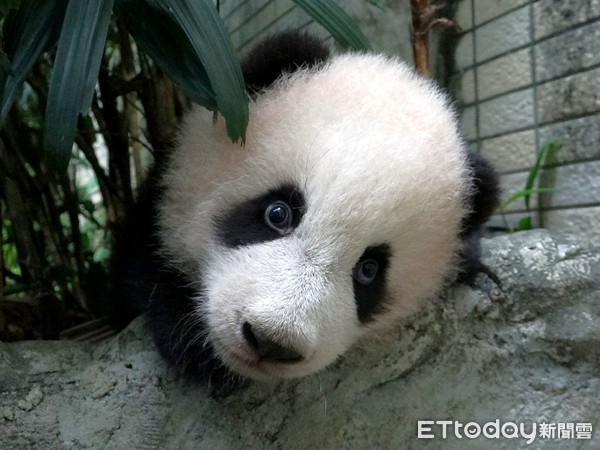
1, 230, 599, 449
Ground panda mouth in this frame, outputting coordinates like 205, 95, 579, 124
213, 338, 312, 379
226, 350, 305, 379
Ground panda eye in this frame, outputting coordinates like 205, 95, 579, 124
264, 201, 293, 233
353, 259, 379, 285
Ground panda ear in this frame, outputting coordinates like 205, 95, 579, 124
241, 29, 330, 94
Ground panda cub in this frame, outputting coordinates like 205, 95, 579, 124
111, 30, 499, 382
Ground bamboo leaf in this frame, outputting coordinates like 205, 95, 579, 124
294, 0, 371, 51
498, 187, 556, 212
156, 0, 248, 143
79, 3, 114, 114
362, 0, 385, 10
43, 0, 114, 173
0, 0, 67, 123
523, 139, 560, 210
0, 0, 21, 18
0, 50, 9, 107
114, 0, 217, 110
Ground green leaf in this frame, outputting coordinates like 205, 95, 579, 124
0, 0, 67, 123
43, 0, 114, 173
4, 283, 30, 296
0, 0, 21, 18
517, 216, 532, 231
523, 139, 561, 210
498, 187, 556, 212
114, 0, 217, 110
0, 50, 9, 108
156, 0, 248, 143
362, 0, 385, 10
294, 0, 371, 51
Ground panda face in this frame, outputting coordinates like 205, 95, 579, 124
158, 54, 469, 379
204, 184, 395, 378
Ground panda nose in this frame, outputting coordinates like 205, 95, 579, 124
242, 322, 304, 363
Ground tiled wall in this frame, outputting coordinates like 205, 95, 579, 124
221, 0, 414, 58
454, 0, 600, 244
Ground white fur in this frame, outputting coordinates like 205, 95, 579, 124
158, 53, 469, 379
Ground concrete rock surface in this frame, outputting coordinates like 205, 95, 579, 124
1, 230, 599, 449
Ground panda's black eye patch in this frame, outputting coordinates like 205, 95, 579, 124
353, 244, 392, 323
215, 184, 305, 248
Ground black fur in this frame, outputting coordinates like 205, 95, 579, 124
108, 163, 228, 383
462, 152, 501, 238
215, 184, 306, 248
108, 163, 164, 329
458, 151, 501, 284
352, 244, 392, 323
241, 29, 330, 94
108, 31, 500, 384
